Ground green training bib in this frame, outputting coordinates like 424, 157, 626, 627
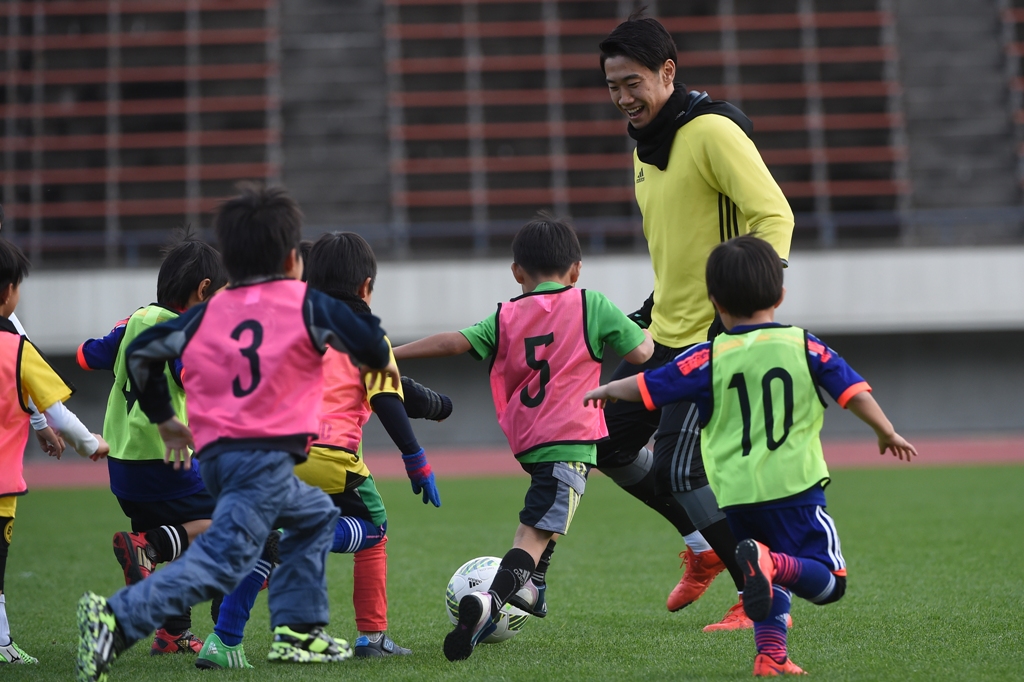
103, 305, 188, 461
704, 325, 830, 507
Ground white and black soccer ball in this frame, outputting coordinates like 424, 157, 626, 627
445, 556, 530, 643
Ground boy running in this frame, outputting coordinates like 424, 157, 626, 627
0, 239, 109, 664
584, 235, 917, 676
394, 215, 653, 661
75, 185, 398, 681
78, 235, 279, 657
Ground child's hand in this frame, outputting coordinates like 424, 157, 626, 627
90, 434, 110, 461
878, 431, 917, 462
362, 360, 401, 392
583, 386, 614, 410
35, 426, 65, 459
159, 417, 195, 470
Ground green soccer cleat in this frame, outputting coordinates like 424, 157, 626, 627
0, 639, 38, 664
75, 592, 123, 682
267, 626, 352, 664
195, 632, 253, 669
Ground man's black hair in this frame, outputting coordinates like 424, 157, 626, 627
0, 238, 30, 292
298, 239, 314, 282
705, 235, 783, 318
156, 228, 228, 310
306, 232, 377, 300
215, 184, 302, 282
511, 212, 582, 278
599, 10, 678, 74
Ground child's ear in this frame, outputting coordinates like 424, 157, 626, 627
195, 278, 212, 303
511, 263, 526, 284
357, 277, 373, 300
0, 283, 13, 306
709, 295, 725, 315
568, 261, 582, 284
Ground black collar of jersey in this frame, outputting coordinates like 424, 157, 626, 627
0, 315, 19, 335
628, 84, 754, 171
509, 284, 573, 302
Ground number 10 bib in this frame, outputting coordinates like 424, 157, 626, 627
489, 286, 607, 457
704, 325, 830, 507
181, 279, 324, 455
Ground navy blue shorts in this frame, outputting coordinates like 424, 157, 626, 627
725, 503, 846, 575
116, 490, 216, 533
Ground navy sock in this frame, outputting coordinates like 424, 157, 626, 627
332, 517, 386, 554
771, 552, 838, 603
753, 585, 791, 663
214, 558, 272, 647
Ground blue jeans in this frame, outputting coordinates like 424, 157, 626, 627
108, 449, 340, 645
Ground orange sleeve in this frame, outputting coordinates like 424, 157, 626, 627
76, 344, 89, 370
837, 381, 871, 408
636, 373, 657, 411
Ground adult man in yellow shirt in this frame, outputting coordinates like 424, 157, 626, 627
594, 14, 794, 631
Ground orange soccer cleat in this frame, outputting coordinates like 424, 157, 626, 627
151, 628, 203, 655
703, 598, 793, 632
112, 531, 158, 585
736, 539, 776, 622
753, 653, 806, 676
667, 547, 726, 612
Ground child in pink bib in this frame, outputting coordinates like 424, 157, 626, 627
394, 214, 653, 662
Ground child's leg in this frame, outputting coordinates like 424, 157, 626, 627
265, 473, 340, 631
753, 586, 792, 662
106, 451, 297, 647
353, 539, 388, 633
771, 552, 846, 604
212, 532, 280, 647
0, 510, 11, 646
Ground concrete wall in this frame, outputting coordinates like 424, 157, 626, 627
19, 245, 1024, 455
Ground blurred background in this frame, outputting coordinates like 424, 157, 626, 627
3, 0, 1023, 454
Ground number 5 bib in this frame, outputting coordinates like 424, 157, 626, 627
489, 286, 607, 457
704, 325, 830, 507
181, 279, 325, 455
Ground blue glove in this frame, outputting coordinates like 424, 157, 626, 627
402, 449, 441, 507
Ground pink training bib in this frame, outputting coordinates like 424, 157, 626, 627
182, 279, 324, 454
490, 287, 607, 456
0, 333, 30, 496
314, 347, 369, 453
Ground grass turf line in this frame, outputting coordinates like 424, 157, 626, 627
2, 465, 1022, 680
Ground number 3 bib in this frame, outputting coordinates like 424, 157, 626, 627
489, 286, 608, 458
181, 279, 324, 455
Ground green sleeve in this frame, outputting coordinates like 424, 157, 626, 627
584, 290, 647, 361
459, 311, 498, 361
684, 114, 794, 262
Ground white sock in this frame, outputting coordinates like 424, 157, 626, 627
160, 525, 182, 561
0, 594, 11, 646
683, 531, 712, 554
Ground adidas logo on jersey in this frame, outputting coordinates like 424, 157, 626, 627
636, 168, 645, 183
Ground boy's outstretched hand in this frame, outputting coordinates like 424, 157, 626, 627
583, 385, 615, 410
89, 434, 110, 461
583, 376, 643, 410
159, 417, 195, 470
35, 426, 65, 459
877, 431, 917, 462
362, 360, 401, 393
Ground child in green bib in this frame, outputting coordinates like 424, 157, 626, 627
584, 235, 917, 677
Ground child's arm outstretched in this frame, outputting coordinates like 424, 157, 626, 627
583, 376, 642, 410
845, 392, 917, 461
393, 332, 471, 360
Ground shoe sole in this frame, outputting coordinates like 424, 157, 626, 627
736, 540, 772, 622
443, 595, 487, 662
111, 533, 145, 586
75, 593, 113, 682
195, 658, 223, 669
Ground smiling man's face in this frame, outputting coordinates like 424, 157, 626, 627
604, 55, 676, 129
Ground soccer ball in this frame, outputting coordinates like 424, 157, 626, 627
445, 556, 530, 643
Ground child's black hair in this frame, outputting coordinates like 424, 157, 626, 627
305, 232, 377, 307
511, 212, 582, 278
297, 239, 314, 282
215, 183, 303, 282
156, 228, 228, 310
705, 235, 783, 318
0, 238, 30, 292
599, 9, 678, 74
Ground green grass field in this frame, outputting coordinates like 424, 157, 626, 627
2, 465, 1022, 681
